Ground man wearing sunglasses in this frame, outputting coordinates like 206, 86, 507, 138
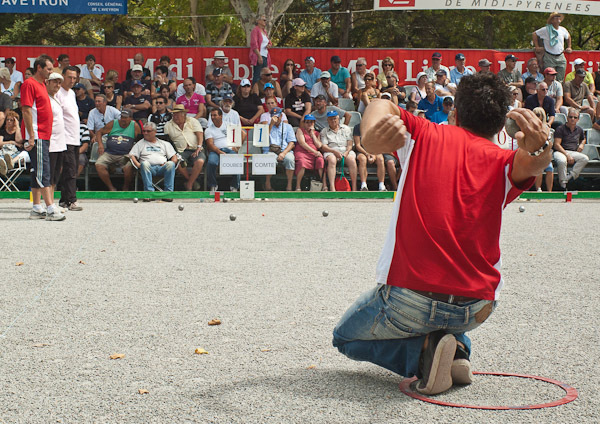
553, 108, 589, 189
524, 81, 556, 129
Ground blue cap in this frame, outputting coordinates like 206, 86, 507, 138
73, 83, 85, 90
264, 82, 275, 89
326, 110, 338, 117
270, 107, 282, 116
304, 114, 315, 121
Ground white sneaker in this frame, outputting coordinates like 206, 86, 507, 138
46, 211, 66, 221
379, 183, 387, 191
230, 187, 238, 192
29, 209, 46, 219
536, 187, 542, 192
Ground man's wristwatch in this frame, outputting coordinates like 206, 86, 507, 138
529, 133, 553, 157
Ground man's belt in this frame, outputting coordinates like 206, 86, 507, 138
409, 289, 480, 304
545, 51, 564, 57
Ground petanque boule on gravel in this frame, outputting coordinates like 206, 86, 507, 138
133, 198, 138, 203
322, 210, 329, 217
519, 205, 525, 213
230, 214, 236, 221
178, 204, 184, 211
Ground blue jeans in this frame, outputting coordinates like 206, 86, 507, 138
332, 285, 495, 378
140, 161, 175, 191
253, 56, 268, 84
206, 148, 240, 190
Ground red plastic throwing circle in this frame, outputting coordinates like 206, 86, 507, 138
399, 372, 578, 410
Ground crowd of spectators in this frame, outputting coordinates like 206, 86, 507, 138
1, 12, 599, 196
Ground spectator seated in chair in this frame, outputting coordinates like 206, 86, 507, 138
320, 110, 357, 191
263, 107, 296, 191
293, 114, 324, 191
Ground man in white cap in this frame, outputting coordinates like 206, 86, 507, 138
564, 58, 595, 95
205, 50, 233, 85
123, 64, 152, 98
310, 71, 339, 106
46, 72, 68, 217
299, 56, 321, 94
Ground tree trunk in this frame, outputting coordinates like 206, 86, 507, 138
340, 0, 353, 47
230, 0, 294, 46
483, 13, 494, 49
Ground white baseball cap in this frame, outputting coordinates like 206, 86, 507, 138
48, 72, 64, 81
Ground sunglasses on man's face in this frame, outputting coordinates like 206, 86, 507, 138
568, 115, 579, 119
263, 73, 272, 77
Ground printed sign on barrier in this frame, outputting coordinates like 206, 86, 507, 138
227, 124, 243, 148
253, 124, 269, 147
219, 154, 244, 175
252, 154, 277, 175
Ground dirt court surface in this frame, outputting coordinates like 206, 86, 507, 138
0, 199, 598, 423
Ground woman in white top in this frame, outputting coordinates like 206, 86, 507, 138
409, 72, 428, 103
0, 67, 18, 102
508, 86, 521, 110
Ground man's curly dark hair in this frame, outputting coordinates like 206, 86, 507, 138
455, 72, 511, 139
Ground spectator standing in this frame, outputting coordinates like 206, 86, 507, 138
521, 58, 544, 82
250, 15, 271, 84
293, 115, 324, 191
75, 83, 94, 121
21, 55, 65, 221
533, 12, 572, 81
233, 79, 263, 126
205, 50, 234, 86
425, 52, 450, 82
56, 66, 83, 211
87, 94, 121, 137
328, 55, 351, 99
284, 78, 311, 127
497, 54, 523, 88
310, 71, 339, 106
299, 56, 321, 94
449, 53, 473, 85
553, 108, 589, 188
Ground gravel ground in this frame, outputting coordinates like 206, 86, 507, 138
0, 198, 598, 423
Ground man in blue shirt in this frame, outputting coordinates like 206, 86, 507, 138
432, 97, 454, 124
299, 56, 321, 94
449, 53, 473, 85
328, 55, 351, 99
417, 82, 444, 121
263, 107, 296, 191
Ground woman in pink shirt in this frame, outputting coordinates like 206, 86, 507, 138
250, 15, 272, 84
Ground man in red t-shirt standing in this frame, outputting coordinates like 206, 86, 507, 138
21, 54, 65, 221
333, 73, 552, 395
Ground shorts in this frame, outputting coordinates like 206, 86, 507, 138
30, 139, 51, 188
543, 163, 553, 173
324, 150, 356, 161
180, 149, 207, 166
79, 153, 89, 168
50, 151, 64, 186
267, 151, 295, 170
383, 153, 399, 166
96, 152, 132, 170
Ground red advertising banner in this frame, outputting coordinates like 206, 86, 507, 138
374, 0, 600, 16
2, 46, 600, 86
